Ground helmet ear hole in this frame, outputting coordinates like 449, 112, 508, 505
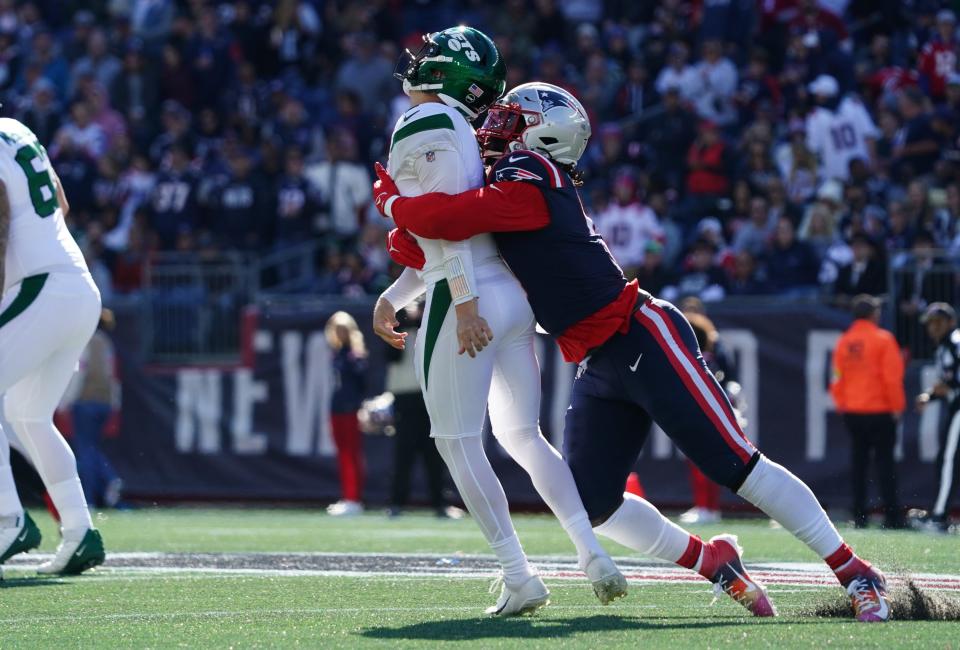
538, 137, 558, 145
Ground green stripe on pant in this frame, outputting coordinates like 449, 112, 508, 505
0, 273, 48, 328
422, 279, 452, 391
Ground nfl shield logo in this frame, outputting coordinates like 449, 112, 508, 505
468, 83, 484, 97
425, 151, 436, 162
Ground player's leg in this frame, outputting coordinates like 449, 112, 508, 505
634, 299, 887, 620
417, 279, 544, 613
562, 367, 767, 615
487, 315, 626, 604
0, 419, 42, 563
0, 275, 89, 563
5, 274, 104, 574
931, 406, 960, 529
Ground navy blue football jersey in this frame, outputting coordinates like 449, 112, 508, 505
489, 151, 630, 335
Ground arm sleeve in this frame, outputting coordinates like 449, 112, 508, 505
393, 182, 549, 241
881, 335, 906, 413
412, 146, 478, 305
381, 266, 426, 311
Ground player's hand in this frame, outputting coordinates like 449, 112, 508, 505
386, 228, 425, 269
373, 296, 407, 350
916, 392, 931, 412
372, 162, 400, 218
455, 299, 493, 358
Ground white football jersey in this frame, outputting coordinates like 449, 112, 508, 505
594, 202, 663, 269
387, 102, 503, 292
805, 97, 879, 182
0, 118, 86, 291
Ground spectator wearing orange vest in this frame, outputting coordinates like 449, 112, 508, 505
830, 295, 906, 529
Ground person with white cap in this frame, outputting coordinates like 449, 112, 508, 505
805, 74, 879, 181
918, 9, 958, 100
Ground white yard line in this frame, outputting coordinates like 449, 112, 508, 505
0, 604, 663, 626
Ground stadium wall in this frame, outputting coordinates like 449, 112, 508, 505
105, 300, 943, 511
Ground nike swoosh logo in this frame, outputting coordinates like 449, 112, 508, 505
629, 353, 643, 372
16, 528, 27, 542
508, 155, 528, 162
728, 564, 756, 593
75, 544, 87, 557
873, 586, 889, 618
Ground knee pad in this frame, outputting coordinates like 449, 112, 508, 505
491, 425, 540, 456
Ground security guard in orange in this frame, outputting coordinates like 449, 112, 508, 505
830, 295, 906, 528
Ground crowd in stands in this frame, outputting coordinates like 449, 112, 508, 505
1, 1, 959, 319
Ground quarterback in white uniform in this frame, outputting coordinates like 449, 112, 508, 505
372, 27, 624, 615
0, 117, 106, 575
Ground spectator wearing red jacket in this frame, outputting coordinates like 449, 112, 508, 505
686, 120, 732, 196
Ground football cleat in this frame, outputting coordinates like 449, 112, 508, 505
486, 573, 550, 616
0, 511, 42, 563
583, 552, 628, 605
705, 534, 777, 617
679, 507, 721, 524
37, 528, 105, 575
326, 500, 363, 516
845, 566, 890, 622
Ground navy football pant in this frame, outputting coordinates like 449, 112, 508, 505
564, 298, 759, 522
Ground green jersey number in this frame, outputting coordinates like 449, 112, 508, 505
13, 141, 58, 218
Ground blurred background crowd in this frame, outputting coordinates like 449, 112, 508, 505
1, 0, 959, 328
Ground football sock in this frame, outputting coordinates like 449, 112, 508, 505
493, 425, 607, 568
0, 427, 22, 518
434, 435, 534, 586
9, 420, 93, 530
595, 493, 698, 567
48, 478, 93, 532
0, 464, 23, 519
490, 534, 537, 587
737, 455, 845, 560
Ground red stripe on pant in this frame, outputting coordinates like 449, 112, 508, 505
647, 302, 749, 443
635, 310, 753, 464
331, 412, 364, 502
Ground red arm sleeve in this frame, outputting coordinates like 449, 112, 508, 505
391, 182, 550, 242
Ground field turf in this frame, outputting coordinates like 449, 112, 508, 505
1, 508, 958, 648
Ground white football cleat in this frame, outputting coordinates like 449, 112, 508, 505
679, 507, 721, 524
486, 574, 550, 616
37, 527, 105, 575
583, 552, 628, 605
326, 500, 363, 516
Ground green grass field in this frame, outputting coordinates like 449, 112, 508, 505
1, 508, 958, 648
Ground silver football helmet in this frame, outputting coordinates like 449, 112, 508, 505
477, 82, 591, 166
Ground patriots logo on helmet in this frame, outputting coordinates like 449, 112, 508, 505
495, 166, 544, 182
537, 89, 578, 113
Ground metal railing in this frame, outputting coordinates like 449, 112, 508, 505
887, 251, 960, 362
142, 252, 254, 363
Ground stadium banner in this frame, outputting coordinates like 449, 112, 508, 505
107, 300, 942, 511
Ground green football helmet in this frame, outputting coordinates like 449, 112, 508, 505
395, 26, 507, 119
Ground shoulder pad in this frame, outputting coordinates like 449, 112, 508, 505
490, 150, 565, 188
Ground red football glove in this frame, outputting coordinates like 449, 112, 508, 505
372, 161, 400, 218
386, 228, 425, 270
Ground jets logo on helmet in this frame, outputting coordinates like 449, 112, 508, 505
393, 26, 506, 119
